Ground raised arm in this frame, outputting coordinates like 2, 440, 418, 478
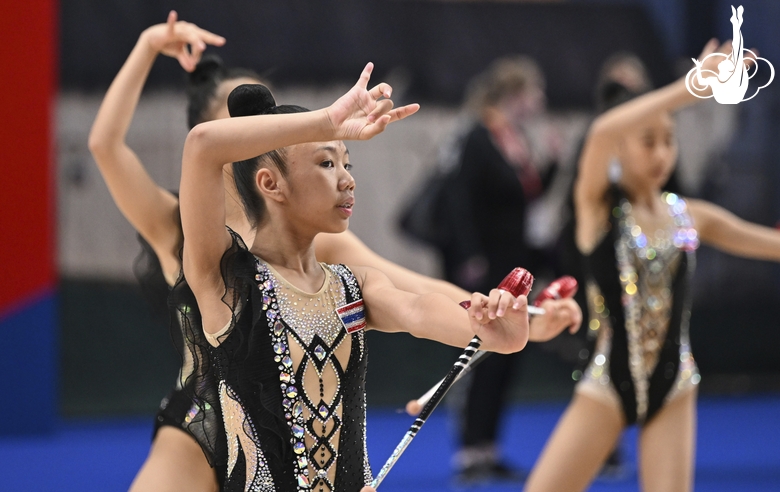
180, 64, 419, 314
574, 40, 723, 208
688, 198, 780, 262
353, 265, 529, 354
87, 11, 225, 281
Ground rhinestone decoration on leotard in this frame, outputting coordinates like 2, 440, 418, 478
581, 281, 614, 387
255, 262, 311, 490
219, 381, 276, 491
613, 192, 699, 422
258, 261, 360, 492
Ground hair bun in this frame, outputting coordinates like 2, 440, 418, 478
228, 84, 276, 118
188, 54, 224, 87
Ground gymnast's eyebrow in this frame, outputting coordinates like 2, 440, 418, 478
316, 145, 349, 155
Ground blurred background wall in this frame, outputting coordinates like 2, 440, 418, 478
2, 0, 780, 427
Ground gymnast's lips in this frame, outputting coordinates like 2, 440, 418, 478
337, 197, 354, 217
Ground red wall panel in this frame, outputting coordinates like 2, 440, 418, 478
0, 0, 57, 316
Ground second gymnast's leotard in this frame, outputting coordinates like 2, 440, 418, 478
576, 187, 700, 425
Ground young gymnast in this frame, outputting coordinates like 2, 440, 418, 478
174, 65, 539, 491
90, 13, 581, 490
524, 39, 780, 492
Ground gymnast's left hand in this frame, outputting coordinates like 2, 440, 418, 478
360, 487, 377, 492
528, 298, 582, 342
325, 62, 420, 141
467, 289, 530, 354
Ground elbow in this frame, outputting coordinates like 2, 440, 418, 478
183, 124, 211, 163
588, 115, 614, 140
186, 123, 209, 148
87, 128, 110, 159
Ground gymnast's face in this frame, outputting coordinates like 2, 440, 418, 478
261, 140, 354, 235
618, 111, 678, 191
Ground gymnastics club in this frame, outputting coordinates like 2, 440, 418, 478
405, 276, 579, 416
371, 268, 534, 489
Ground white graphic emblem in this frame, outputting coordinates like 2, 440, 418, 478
685, 5, 774, 104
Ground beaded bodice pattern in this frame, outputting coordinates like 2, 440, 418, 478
214, 257, 371, 492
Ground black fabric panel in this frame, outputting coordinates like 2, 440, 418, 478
583, 195, 638, 424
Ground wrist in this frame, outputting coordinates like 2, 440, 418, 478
315, 107, 338, 140
137, 29, 160, 57
317, 106, 336, 140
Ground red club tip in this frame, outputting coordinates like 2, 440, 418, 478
498, 267, 534, 298
533, 276, 579, 307
459, 267, 534, 310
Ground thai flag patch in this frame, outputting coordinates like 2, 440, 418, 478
336, 299, 366, 334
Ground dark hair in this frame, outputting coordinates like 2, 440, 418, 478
595, 52, 652, 113
227, 84, 309, 226
186, 54, 263, 129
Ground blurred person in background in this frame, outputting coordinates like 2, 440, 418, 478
431, 56, 561, 485
525, 39, 780, 492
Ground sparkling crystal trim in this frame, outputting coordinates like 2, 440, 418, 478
614, 193, 700, 423
219, 381, 276, 491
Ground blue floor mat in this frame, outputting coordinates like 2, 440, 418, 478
1, 395, 778, 491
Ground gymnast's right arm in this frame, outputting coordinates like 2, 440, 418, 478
87, 11, 225, 282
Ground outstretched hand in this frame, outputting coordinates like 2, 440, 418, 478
325, 62, 420, 141
528, 298, 582, 342
142, 11, 226, 72
467, 289, 530, 354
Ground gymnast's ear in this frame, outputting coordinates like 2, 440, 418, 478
255, 166, 286, 204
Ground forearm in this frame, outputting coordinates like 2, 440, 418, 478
361, 271, 475, 347
590, 78, 695, 140
706, 221, 780, 262
88, 32, 157, 156
186, 110, 335, 167
389, 292, 476, 348
691, 199, 780, 262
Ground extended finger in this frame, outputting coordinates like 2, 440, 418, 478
567, 299, 583, 333
369, 82, 392, 100
469, 292, 487, 321
367, 99, 394, 123
166, 10, 178, 33
697, 38, 719, 60
496, 291, 514, 318
195, 27, 226, 47
360, 114, 392, 140
487, 289, 503, 319
186, 31, 207, 59
356, 62, 374, 90
177, 51, 197, 72
388, 103, 420, 123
